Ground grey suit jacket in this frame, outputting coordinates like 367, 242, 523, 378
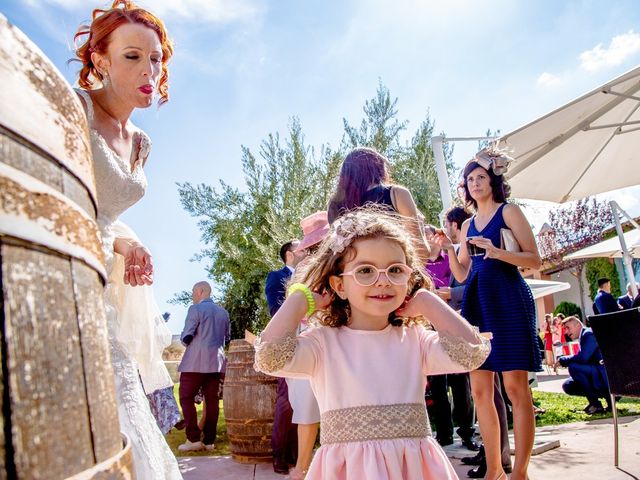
178, 298, 231, 373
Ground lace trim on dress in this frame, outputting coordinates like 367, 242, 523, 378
253, 332, 297, 373
439, 327, 491, 371
320, 403, 431, 445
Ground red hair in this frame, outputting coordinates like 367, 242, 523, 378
73, 0, 174, 105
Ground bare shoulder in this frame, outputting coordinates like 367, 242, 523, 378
502, 203, 526, 222
390, 185, 417, 214
391, 184, 411, 198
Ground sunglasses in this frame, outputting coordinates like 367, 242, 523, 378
340, 263, 413, 287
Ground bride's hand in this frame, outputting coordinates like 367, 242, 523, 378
123, 243, 154, 286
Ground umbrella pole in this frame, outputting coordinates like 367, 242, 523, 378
610, 201, 639, 298
431, 135, 453, 215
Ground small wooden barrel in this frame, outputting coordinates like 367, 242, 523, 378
0, 15, 130, 479
223, 339, 278, 464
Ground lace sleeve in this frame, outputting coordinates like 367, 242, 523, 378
254, 332, 297, 374
439, 327, 491, 371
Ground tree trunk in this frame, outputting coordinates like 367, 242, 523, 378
572, 264, 587, 320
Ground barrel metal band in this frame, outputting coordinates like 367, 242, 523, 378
0, 162, 106, 281
320, 403, 431, 445
66, 433, 133, 479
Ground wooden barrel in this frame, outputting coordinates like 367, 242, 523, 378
0, 15, 131, 479
223, 339, 278, 464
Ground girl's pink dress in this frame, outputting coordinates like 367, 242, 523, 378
255, 323, 490, 480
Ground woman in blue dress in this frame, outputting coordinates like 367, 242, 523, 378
436, 148, 542, 480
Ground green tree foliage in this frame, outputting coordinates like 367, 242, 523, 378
177, 83, 454, 337
585, 258, 621, 299
537, 197, 615, 316
553, 301, 583, 321
342, 81, 456, 223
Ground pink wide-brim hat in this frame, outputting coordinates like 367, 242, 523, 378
295, 211, 330, 252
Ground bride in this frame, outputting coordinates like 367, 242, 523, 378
73, 1, 181, 478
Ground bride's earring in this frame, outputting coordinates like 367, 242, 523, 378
101, 71, 110, 87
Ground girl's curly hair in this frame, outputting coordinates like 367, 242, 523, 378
291, 206, 433, 328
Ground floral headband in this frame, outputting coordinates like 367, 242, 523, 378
327, 217, 359, 254
472, 146, 512, 176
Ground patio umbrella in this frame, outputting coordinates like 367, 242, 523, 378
564, 228, 640, 260
497, 66, 640, 297
499, 65, 640, 203
525, 279, 571, 300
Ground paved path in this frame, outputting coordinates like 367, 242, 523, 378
534, 371, 570, 394
179, 414, 640, 479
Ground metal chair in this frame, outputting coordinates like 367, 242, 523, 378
588, 308, 640, 467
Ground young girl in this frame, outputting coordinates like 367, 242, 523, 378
255, 208, 491, 479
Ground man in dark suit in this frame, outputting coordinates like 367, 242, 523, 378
593, 277, 620, 315
266, 240, 304, 474
556, 316, 610, 414
437, 207, 512, 478
617, 282, 638, 310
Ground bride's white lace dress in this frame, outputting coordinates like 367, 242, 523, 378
77, 89, 182, 480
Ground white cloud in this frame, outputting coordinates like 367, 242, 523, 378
536, 72, 563, 87
23, 0, 262, 25
141, 0, 261, 25
579, 30, 640, 72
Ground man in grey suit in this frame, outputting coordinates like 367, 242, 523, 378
178, 281, 230, 452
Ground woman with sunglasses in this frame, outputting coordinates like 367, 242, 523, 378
254, 208, 490, 479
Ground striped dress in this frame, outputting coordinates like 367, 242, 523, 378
462, 203, 542, 372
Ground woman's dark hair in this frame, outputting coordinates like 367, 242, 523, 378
328, 147, 391, 222
460, 161, 511, 210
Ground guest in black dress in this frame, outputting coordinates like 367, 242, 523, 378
327, 147, 430, 262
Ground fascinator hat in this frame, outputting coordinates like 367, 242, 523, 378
469, 145, 512, 176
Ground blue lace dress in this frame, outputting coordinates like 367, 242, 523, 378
461, 203, 542, 372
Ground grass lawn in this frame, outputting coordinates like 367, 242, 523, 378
165, 385, 640, 457
533, 390, 640, 427
165, 384, 230, 457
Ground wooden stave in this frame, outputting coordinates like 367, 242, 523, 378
0, 16, 126, 479
223, 340, 277, 464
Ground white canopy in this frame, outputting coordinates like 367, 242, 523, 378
499, 66, 640, 203
564, 228, 640, 261
525, 279, 571, 300
496, 67, 640, 298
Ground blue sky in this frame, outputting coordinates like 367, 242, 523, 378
3, 0, 640, 333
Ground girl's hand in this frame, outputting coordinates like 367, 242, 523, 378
312, 290, 332, 311
395, 289, 429, 317
468, 237, 502, 260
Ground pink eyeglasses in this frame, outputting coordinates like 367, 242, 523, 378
340, 263, 412, 287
